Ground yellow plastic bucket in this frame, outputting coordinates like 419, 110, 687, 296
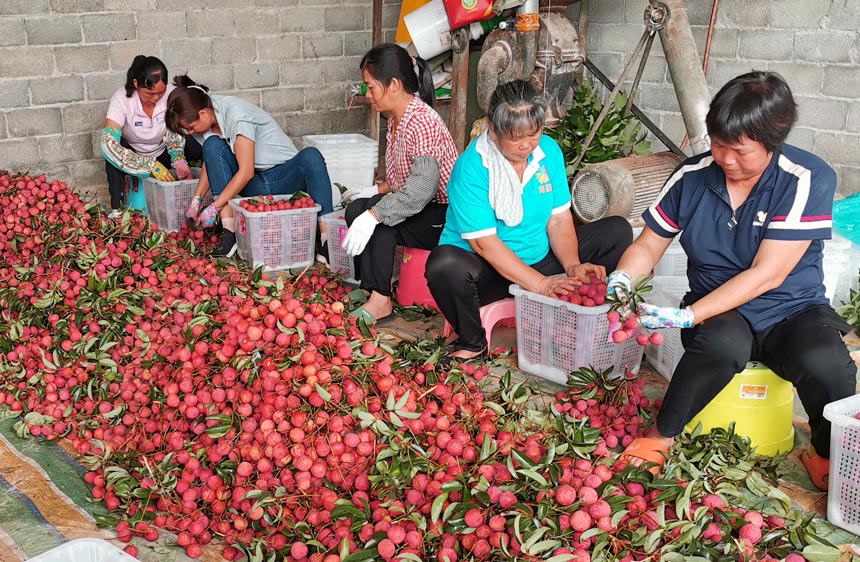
686, 362, 795, 456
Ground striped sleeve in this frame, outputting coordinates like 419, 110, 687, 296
765, 154, 835, 240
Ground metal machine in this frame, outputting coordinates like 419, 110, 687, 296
475, 0, 711, 222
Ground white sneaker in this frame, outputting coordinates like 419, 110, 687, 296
107, 209, 122, 220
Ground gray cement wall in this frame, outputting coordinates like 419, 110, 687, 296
568, 0, 860, 197
0, 0, 402, 203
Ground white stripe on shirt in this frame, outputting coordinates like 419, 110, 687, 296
776, 154, 811, 229
462, 227, 498, 240
551, 202, 571, 214
646, 156, 715, 233
768, 220, 832, 230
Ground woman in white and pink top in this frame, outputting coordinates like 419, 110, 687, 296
101, 56, 199, 215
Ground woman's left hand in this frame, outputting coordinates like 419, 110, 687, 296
638, 303, 695, 329
566, 263, 606, 283
197, 204, 219, 227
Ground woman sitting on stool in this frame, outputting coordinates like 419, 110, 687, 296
608, 71, 856, 489
426, 80, 633, 362
342, 43, 458, 324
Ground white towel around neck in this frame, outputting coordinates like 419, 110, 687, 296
478, 132, 524, 227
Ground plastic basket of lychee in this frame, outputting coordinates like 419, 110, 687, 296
228, 193, 321, 271
640, 276, 690, 381
509, 278, 643, 386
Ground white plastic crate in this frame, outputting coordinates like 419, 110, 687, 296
823, 393, 860, 536
229, 196, 321, 271
643, 276, 690, 381
823, 233, 859, 308
510, 284, 642, 385
320, 211, 358, 283
318, 212, 402, 285
631, 226, 683, 250
141, 168, 209, 233
302, 134, 379, 207
29, 538, 136, 562
653, 247, 688, 277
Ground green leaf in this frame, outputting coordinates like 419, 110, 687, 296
431, 491, 449, 523
800, 544, 842, 562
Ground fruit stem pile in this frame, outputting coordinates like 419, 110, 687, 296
0, 173, 840, 562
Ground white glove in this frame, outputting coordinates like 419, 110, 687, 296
341, 185, 379, 207
342, 210, 379, 256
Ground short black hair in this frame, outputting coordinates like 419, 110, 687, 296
706, 70, 797, 153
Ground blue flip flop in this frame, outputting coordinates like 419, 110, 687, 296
349, 306, 377, 325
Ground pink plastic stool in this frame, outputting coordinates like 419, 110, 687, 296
394, 247, 439, 311
442, 298, 516, 348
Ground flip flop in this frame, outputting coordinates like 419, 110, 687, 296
349, 306, 377, 325
619, 436, 671, 476
800, 448, 829, 491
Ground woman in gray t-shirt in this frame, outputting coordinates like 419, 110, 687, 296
165, 75, 333, 258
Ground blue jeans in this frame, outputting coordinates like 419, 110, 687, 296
202, 136, 334, 213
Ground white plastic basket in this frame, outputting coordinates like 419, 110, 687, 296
510, 284, 643, 385
320, 211, 358, 283
823, 393, 860, 535
823, 233, 858, 308
229, 196, 320, 271
318, 211, 402, 285
29, 538, 136, 562
653, 247, 688, 277
643, 276, 690, 381
141, 168, 208, 233
302, 134, 379, 207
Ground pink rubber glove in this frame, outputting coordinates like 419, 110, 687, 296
186, 196, 203, 222
173, 159, 193, 180
197, 203, 219, 228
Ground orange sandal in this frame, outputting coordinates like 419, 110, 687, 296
620, 437, 671, 476
800, 448, 829, 491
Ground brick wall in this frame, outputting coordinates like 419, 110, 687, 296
0, 0, 401, 202
568, 0, 860, 197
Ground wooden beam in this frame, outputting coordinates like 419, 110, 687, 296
449, 40, 470, 153
368, 0, 383, 141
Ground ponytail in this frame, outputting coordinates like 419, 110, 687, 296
414, 56, 436, 108
165, 75, 213, 134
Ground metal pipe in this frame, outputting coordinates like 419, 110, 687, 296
576, 0, 590, 84
653, 0, 711, 154
517, 0, 540, 87
584, 59, 686, 157
680, 0, 720, 152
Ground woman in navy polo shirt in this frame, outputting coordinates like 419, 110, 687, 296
426, 80, 633, 362
608, 71, 856, 490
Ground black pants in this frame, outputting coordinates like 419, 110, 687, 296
658, 301, 856, 457
344, 194, 447, 297
104, 136, 202, 209
425, 215, 633, 352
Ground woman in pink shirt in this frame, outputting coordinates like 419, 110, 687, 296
101, 56, 200, 216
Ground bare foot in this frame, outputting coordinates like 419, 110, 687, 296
448, 348, 486, 360
361, 291, 393, 321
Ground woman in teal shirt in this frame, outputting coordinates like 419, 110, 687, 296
426, 80, 632, 361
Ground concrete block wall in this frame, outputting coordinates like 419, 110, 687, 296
0, 0, 402, 203
569, 0, 860, 197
